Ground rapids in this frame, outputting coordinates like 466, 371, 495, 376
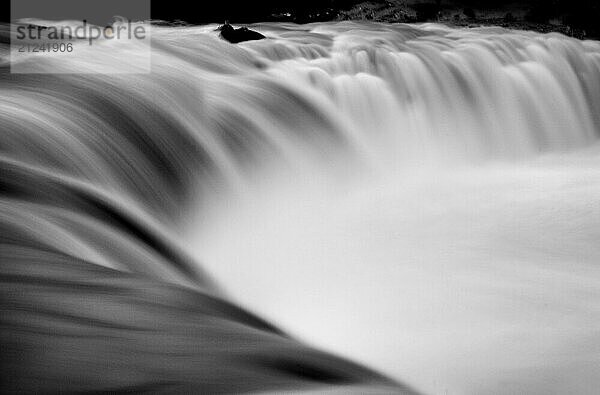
2, 21, 600, 394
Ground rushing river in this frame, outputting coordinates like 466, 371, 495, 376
2, 21, 600, 394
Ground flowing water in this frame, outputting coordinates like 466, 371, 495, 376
2, 21, 600, 394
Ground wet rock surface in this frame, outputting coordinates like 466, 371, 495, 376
219, 23, 266, 43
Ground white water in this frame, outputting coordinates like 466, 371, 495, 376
4, 20, 600, 394
185, 23, 600, 394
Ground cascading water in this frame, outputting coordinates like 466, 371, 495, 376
189, 23, 600, 394
2, 21, 600, 394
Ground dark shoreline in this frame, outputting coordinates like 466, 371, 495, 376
150, 1, 598, 40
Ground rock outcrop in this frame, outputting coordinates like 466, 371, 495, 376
219, 22, 265, 43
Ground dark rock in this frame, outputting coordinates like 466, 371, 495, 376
219, 22, 265, 44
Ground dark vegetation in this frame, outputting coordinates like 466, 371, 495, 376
334, 1, 599, 38
153, 0, 600, 38
3, 1, 598, 38
151, 1, 353, 24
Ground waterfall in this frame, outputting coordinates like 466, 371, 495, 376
2, 21, 600, 394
